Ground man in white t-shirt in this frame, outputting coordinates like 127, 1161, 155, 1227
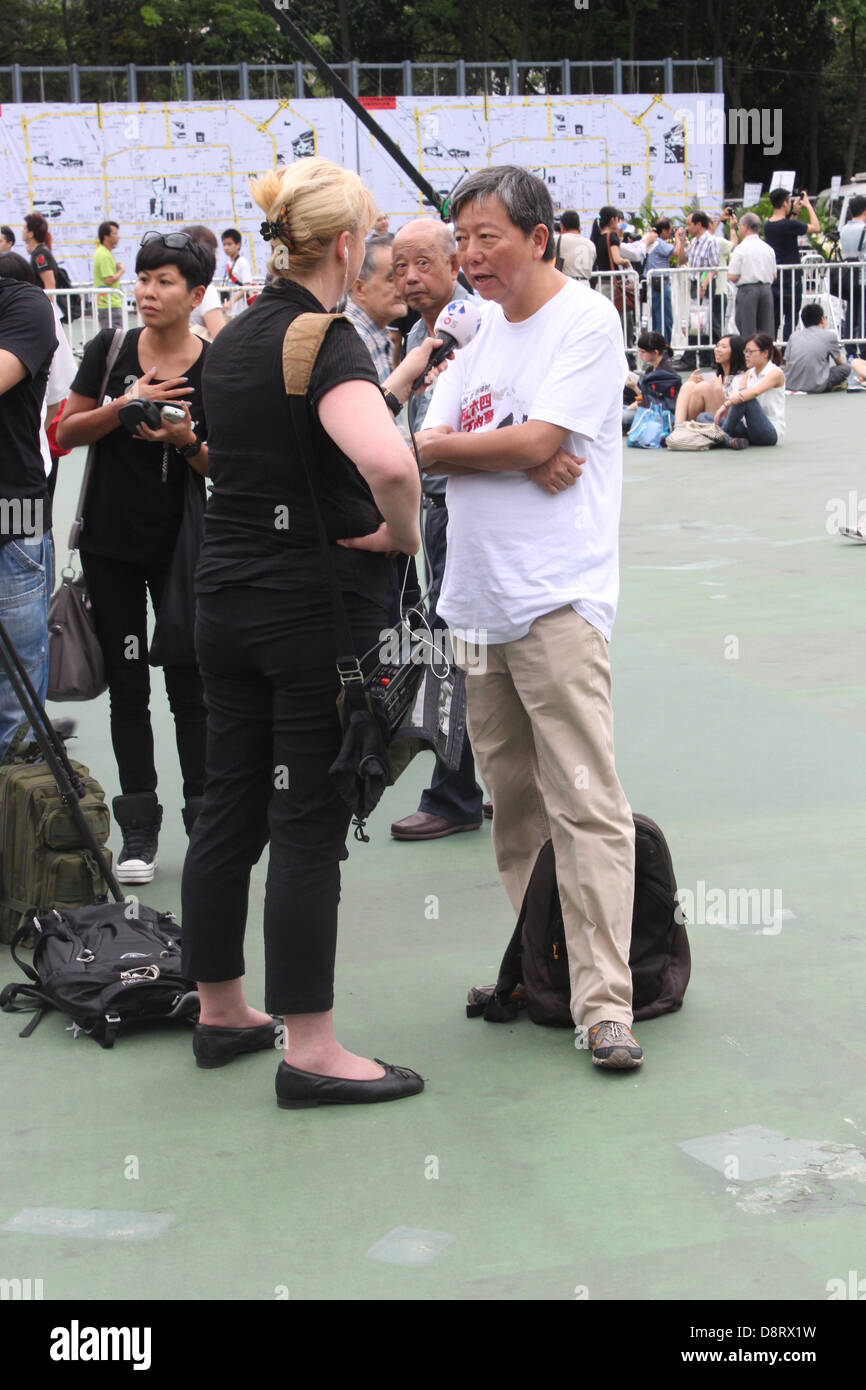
416, 166, 642, 1070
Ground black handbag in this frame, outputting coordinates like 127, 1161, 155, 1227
148, 461, 205, 667
47, 327, 125, 702
281, 312, 438, 840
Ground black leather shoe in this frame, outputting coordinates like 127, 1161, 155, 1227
275, 1058, 425, 1109
193, 1018, 282, 1069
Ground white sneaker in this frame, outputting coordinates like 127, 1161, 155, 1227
112, 793, 162, 885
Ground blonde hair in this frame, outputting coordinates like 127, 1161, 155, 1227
250, 158, 377, 279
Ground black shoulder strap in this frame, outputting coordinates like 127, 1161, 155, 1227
858, 225, 866, 254
282, 312, 365, 691
0, 982, 55, 1036
67, 326, 126, 551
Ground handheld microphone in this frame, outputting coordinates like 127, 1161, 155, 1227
411, 298, 482, 391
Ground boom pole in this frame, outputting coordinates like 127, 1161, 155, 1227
258, 1, 449, 218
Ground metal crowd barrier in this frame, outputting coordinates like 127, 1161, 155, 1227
46, 284, 133, 356
47, 281, 267, 356
643, 260, 865, 353
49, 264, 866, 361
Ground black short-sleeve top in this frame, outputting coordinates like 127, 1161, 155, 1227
595, 230, 619, 273
30, 243, 60, 285
70, 328, 208, 565
195, 278, 387, 593
0, 277, 56, 544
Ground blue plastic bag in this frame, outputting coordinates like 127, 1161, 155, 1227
626, 401, 673, 449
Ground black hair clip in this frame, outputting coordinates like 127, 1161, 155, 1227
260, 208, 295, 250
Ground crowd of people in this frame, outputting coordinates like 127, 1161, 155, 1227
2, 162, 864, 1107
0, 216, 259, 336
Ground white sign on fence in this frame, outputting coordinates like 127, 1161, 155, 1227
769, 170, 796, 194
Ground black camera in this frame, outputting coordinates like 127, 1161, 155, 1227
117, 400, 186, 435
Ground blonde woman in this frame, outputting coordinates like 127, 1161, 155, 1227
181, 158, 441, 1108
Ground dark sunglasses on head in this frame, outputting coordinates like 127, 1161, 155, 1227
139, 230, 205, 258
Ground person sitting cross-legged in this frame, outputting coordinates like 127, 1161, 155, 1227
783, 303, 850, 394
712, 333, 786, 449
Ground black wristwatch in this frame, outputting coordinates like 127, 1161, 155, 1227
383, 390, 402, 417
178, 436, 202, 459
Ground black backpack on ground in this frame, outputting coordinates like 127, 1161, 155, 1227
0, 904, 199, 1047
467, 813, 690, 1027
0, 613, 199, 1047
641, 367, 682, 412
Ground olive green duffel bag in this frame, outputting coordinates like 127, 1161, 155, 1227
0, 752, 113, 945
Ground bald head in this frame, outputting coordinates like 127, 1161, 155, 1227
393, 218, 457, 258
392, 218, 460, 328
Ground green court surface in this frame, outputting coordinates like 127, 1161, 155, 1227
1, 392, 864, 1303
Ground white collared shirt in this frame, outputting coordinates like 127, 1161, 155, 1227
728, 235, 777, 285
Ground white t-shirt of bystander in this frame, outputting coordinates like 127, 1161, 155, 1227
424, 277, 628, 644
224, 254, 253, 316
190, 282, 223, 335
744, 360, 786, 441
40, 301, 77, 476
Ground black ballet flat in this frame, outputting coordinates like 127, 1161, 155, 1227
193, 1018, 283, 1069
275, 1058, 425, 1109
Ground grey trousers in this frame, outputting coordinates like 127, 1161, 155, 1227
734, 282, 775, 339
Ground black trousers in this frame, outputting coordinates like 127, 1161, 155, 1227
81, 550, 206, 802
180, 571, 392, 1015
417, 499, 483, 824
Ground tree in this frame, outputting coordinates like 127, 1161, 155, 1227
832, 0, 866, 179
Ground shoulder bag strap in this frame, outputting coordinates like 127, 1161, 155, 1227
67, 326, 126, 551
858, 225, 866, 255
282, 312, 366, 689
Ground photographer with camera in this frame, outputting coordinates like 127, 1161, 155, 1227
55, 230, 213, 883
764, 188, 820, 340
716, 207, 741, 248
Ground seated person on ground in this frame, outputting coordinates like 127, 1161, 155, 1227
783, 303, 849, 393
674, 335, 747, 425
622, 331, 677, 433
712, 333, 786, 450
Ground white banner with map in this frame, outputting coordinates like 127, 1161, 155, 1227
0, 94, 723, 285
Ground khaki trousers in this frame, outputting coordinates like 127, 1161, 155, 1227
453, 605, 634, 1028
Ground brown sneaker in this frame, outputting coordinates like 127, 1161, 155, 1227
588, 1020, 643, 1069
